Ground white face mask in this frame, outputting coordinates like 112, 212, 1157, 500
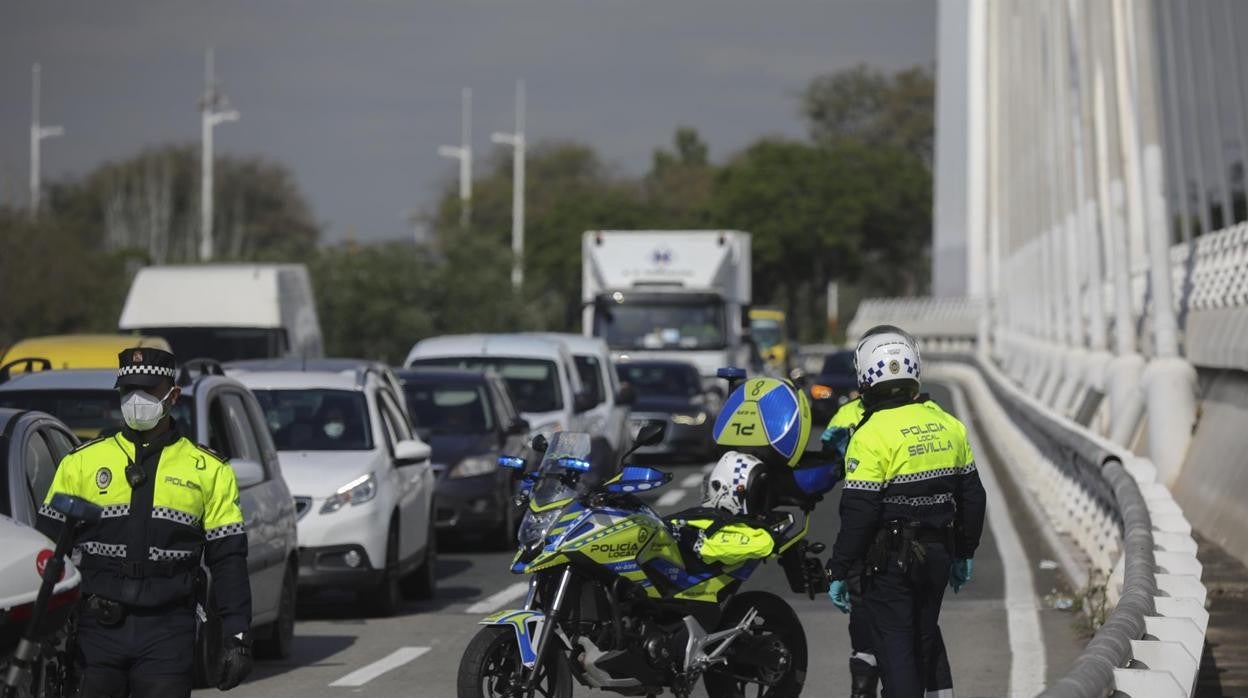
323, 422, 346, 439
121, 388, 173, 431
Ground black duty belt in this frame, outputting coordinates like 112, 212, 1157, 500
80, 556, 200, 578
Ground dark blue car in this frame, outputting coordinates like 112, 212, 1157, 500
395, 368, 530, 549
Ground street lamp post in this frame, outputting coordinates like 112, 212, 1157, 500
29, 63, 64, 218
439, 88, 473, 228
492, 80, 526, 289
199, 47, 239, 262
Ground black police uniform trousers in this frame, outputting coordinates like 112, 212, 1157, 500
75, 602, 195, 698
862, 541, 955, 698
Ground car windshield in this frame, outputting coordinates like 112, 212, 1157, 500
250, 389, 373, 451
821, 351, 856, 376
408, 358, 562, 414
0, 389, 194, 439
750, 318, 782, 350
594, 298, 726, 351
616, 363, 700, 398
530, 432, 594, 508
573, 355, 605, 406
402, 379, 493, 435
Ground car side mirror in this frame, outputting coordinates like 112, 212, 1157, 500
507, 418, 530, 436
231, 458, 266, 489
394, 439, 431, 466
573, 390, 596, 414
615, 383, 636, 406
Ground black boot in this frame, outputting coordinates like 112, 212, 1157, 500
850, 656, 879, 698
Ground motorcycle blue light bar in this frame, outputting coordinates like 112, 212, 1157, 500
556, 457, 592, 473
497, 456, 526, 470
717, 367, 747, 381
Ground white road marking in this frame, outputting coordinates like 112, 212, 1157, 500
948, 384, 1046, 697
464, 581, 530, 615
328, 646, 430, 687
680, 473, 704, 489
656, 488, 686, 507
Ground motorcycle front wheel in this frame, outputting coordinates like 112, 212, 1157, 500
702, 590, 808, 698
457, 626, 572, 698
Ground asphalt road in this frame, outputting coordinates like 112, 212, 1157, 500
196, 382, 1085, 697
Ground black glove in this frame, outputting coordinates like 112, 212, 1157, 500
217, 632, 253, 691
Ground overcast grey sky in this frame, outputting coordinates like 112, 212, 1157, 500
1, 1, 935, 242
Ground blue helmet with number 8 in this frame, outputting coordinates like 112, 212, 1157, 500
712, 376, 811, 467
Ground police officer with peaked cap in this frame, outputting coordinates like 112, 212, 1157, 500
823, 328, 986, 697
37, 347, 253, 697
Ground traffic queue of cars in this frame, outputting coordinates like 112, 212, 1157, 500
0, 332, 717, 629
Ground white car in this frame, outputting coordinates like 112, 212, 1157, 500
405, 334, 600, 452
232, 365, 436, 616
528, 333, 633, 463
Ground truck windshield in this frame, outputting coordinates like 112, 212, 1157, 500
750, 318, 782, 350
594, 298, 726, 351
139, 327, 288, 362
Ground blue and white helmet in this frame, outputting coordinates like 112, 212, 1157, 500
853, 329, 920, 391
703, 451, 765, 516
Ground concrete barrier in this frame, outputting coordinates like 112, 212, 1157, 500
927, 355, 1207, 697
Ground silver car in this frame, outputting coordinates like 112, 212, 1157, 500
0, 362, 300, 675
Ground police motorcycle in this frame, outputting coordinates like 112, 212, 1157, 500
2, 494, 101, 698
457, 369, 839, 698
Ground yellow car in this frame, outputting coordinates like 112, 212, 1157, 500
0, 334, 172, 375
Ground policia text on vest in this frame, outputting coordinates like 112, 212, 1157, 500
36, 347, 253, 697
827, 397, 987, 697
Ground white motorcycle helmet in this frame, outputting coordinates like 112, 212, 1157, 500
703, 451, 765, 516
853, 328, 921, 393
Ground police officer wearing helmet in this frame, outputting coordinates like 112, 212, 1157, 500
37, 347, 253, 697
819, 324, 956, 698
823, 329, 986, 697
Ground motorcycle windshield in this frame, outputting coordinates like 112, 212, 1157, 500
530, 432, 594, 508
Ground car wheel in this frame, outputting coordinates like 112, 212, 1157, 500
366, 522, 402, 617
491, 488, 519, 551
401, 514, 437, 600
254, 560, 297, 659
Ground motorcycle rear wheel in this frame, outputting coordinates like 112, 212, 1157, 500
457, 626, 571, 698
702, 590, 807, 698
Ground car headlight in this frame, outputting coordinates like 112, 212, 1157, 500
320, 473, 377, 514
671, 411, 707, 426
449, 454, 496, 479
517, 508, 561, 549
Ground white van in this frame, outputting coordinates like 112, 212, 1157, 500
405, 334, 595, 439
119, 264, 323, 362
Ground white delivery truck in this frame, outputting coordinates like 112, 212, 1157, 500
119, 264, 324, 362
582, 230, 752, 388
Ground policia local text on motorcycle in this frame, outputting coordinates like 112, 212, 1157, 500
823, 328, 987, 698
37, 347, 252, 697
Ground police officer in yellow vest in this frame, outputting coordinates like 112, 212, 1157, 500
37, 347, 252, 697
820, 325, 958, 698
823, 328, 986, 697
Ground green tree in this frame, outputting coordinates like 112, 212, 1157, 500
0, 208, 136, 350
803, 65, 936, 166
310, 242, 437, 363
46, 144, 319, 264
